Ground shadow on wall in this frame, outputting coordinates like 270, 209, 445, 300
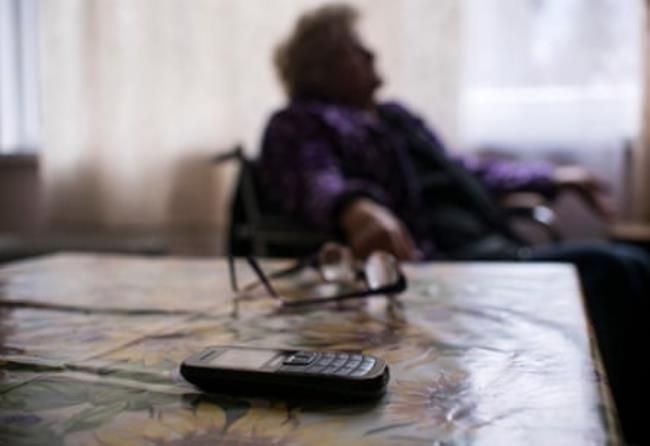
0, 156, 44, 233
166, 151, 237, 256
45, 155, 107, 231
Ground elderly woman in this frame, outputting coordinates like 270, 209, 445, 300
260, 4, 613, 261
259, 4, 648, 443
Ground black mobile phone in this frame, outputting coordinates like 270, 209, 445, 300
180, 345, 390, 400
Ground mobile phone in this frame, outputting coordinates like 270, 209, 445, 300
180, 345, 389, 400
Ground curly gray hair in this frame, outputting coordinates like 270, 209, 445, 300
274, 4, 359, 99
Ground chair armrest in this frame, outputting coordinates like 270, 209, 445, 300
501, 193, 561, 243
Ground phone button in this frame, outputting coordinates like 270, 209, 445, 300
313, 356, 333, 368
335, 365, 355, 376
322, 365, 339, 374
283, 352, 317, 366
350, 368, 369, 377
355, 359, 376, 375
347, 357, 362, 368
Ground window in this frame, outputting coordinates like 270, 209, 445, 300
0, 0, 41, 154
460, 0, 644, 148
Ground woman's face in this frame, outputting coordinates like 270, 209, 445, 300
328, 35, 382, 109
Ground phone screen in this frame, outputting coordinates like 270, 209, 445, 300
209, 349, 278, 370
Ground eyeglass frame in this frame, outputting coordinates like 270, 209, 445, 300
227, 249, 408, 308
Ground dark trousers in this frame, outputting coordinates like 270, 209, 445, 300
526, 242, 649, 444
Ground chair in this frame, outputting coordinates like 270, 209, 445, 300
213, 146, 334, 257
214, 146, 560, 258
607, 222, 650, 253
500, 192, 562, 243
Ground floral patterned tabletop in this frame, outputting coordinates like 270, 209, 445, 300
0, 253, 620, 445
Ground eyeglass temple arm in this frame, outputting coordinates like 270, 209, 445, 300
282, 274, 407, 307
228, 254, 238, 292
245, 256, 280, 299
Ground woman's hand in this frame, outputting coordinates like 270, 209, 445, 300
552, 165, 616, 220
339, 198, 422, 261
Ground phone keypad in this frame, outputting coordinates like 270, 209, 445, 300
280, 351, 377, 377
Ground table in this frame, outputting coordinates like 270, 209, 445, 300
0, 253, 620, 445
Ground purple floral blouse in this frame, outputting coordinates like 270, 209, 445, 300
259, 99, 555, 255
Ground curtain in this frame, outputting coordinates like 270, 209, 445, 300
40, 0, 461, 253
0, 0, 40, 154
636, 1, 650, 222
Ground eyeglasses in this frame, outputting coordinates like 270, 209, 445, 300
228, 243, 407, 310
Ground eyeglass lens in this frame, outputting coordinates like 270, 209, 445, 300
364, 252, 400, 290
317, 243, 356, 283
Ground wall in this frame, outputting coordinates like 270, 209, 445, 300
0, 155, 43, 233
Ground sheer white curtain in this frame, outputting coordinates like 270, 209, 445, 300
40, 0, 460, 251
460, 0, 643, 149
0, 0, 40, 154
